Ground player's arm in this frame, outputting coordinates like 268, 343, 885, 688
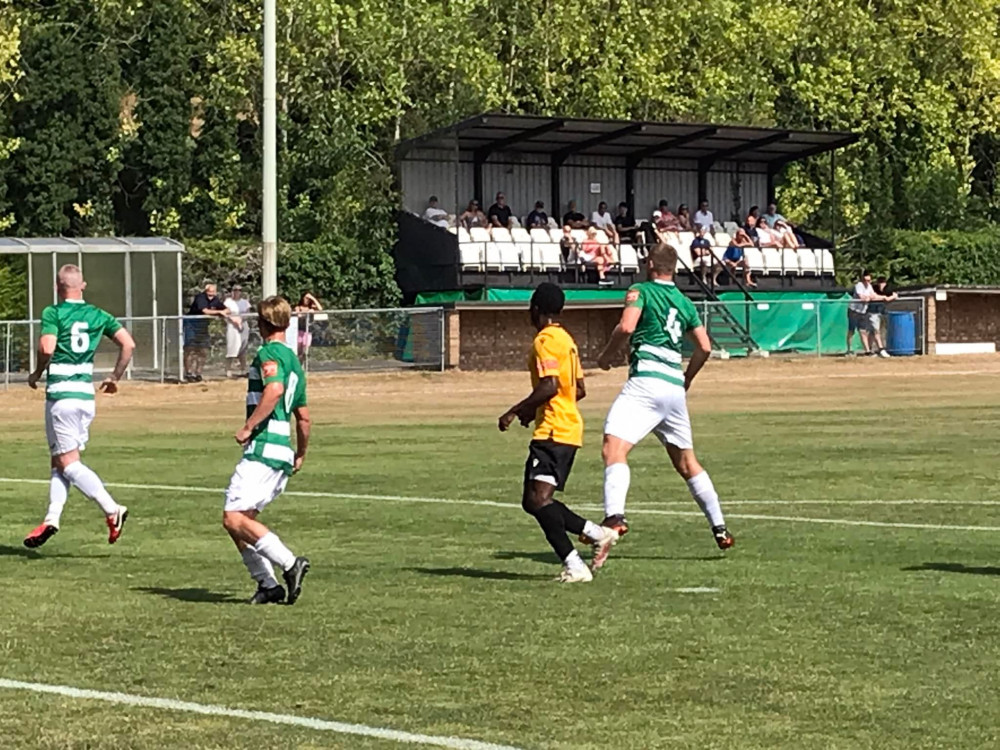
27, 334, 57, 390
499, 375, 558, 432
100, 328, 135, 394
292, 405, 311, 473
598, 304, 641, 370
576, 377, 586, 402
683, 325, 712, 391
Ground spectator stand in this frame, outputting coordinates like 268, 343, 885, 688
0, 237, 184, 377
393, 115, 856, 358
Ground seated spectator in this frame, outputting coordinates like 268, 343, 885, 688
422, 196, 450, 227
690, 226, 714, 285
693, 200, 714, 232
763, 202, 799, 246
578, 226, 615, 285
526, 201, 549, 229
756, 217, 796, 248
731, 227, 755, 247
676, 204, 692, 231
559, 225, 576, 263
562, 200, 588, 229
722, 245, 756, 287
459, 199, 488, 228
487, 192, 514, 228
655, 200, 681, 232
613, 202, 637, 241
591, 201, 619, 243
744, 205, 760, 233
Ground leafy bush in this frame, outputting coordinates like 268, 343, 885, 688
847, 228, 1000, 286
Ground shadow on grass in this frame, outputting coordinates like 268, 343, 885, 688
493, 550, 724, 564
903, 562, 1000, 577
408, 567, 551, 581
0, 544, 111, 560
134, 587, 244, 604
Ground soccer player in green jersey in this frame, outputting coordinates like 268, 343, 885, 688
23, 265, 135, 548
592, 243, 734, 568
222, 296, 311, 605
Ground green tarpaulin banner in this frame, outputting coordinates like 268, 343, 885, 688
415, 288, 626, 305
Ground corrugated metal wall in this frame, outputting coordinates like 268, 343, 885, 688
399, 151, 769, 224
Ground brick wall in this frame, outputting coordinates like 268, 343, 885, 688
452, 305, 625, 370
934, 293, 1000, 346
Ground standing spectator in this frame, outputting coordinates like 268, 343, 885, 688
422, 196, 450, 228
693, 200, 715, 231
487, 192, 514, 228
562, 200, 588, 229
868, 277, 898, 357
613, 202, 637, 242
690, 226, 714, 285
223, 285, 251, 378
847, 270, 894, 357
293, 291, 324, 366
676, 204, 693, 231
578, 227, 614, 286
459, 199, 488, 228
526, 201, 549, 228
591, 201, 619, 243
183, 282, 229, 382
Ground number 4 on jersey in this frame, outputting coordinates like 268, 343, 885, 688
663, 308, 682, 344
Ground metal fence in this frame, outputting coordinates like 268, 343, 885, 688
0, 307, 445, 388
695, 296, 926, 358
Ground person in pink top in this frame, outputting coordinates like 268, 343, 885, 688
578, 227, 615, 286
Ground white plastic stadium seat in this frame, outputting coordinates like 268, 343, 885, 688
663, 231, 681, 247
497, 243, 521, 270
677, 231, 694, 248
712, 222, 724, 233
458, 227, 472, 243
619, 243, 640, 272
798, 248, 818, 275
547, 216, 559, 229
743, 246, 765, 274
724, 221, 740, 234
762, 248, 783, 275
675, 243, 694, 272
492, 227, 513, 242
536, 243, 564, 270
570, 229, 587, 244
819, 248, 835, 275
460, 243, 483, 270
483, 242, 502, 270
511, 227, 531, 243
714, 231, 732, 246
470, 227, 491, 243
529, 228, 550, 244
514, 242, 535, 269
594, 229, 610, 244
782, 248, 801, 275
510, 216, 521, 228
548, 228, 564, 243
447, 226, 458, 235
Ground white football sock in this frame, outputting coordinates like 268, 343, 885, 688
254, 532, 296, 571
62, 461, 119, 517
687, 471, 725, 527
564, 549, 587, 570
582, 520, 605, 542
240, 547, 280, 589
43, 469, 70, 528
603, 463, 631, 518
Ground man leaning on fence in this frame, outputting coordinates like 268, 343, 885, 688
847, 270, 896, 358
183, 282, 228, 382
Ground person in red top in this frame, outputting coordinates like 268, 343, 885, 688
578, 227, 615, 285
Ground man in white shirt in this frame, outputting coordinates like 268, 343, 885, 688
693, 200, 714, 232
224, 285, 252, 377
422, 196, 450, 228
847, 270, 896, 357
590, 201, 618, 243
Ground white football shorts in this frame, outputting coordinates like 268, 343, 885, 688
224, 458, 289, 513
603, 376, 693, 450
45, 399, 96, 456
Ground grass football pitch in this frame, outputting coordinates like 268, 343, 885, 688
2, 356, 1000, 749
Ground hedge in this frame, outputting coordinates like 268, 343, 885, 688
844, 228, 1000, 286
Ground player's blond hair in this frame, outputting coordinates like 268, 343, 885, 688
648, 243, 677, 276
258, 296, 291, 332
57, 264, 84, 290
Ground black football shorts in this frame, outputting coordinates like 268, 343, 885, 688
524, 439, 578, 492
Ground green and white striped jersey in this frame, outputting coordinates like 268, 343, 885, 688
625, 280, 701, 387
244, 340, 307, 476
40, 299, 122, 401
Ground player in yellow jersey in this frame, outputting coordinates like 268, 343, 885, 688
499, 283, 618, 583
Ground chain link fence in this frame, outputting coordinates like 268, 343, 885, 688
1, 307, 445, 389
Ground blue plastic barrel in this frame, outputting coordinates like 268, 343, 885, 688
886, 311, 916, 356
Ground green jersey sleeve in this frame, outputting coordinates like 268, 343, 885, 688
102, 309, 122, 337
40, 306, 59, 336
260, 355, 285, 387
679, 295, 702, 332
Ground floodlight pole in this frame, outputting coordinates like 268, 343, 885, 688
262, 0, 278, 298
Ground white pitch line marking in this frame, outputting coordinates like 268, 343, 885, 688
671, 587, 721, 594
0, 678, 523, 750
1, 477, 998, 533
